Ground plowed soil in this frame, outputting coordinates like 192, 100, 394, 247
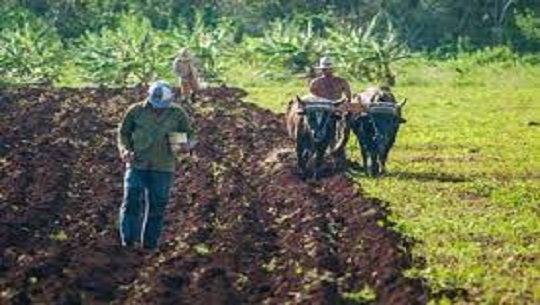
0, 86, 428, 304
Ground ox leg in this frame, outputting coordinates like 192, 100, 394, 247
381, 123, 400, 175
358, 139, 368, 172
351, 118, 369, 172
380, 143, 393, 175
366, 131, 382, 177
357, 140, 370, 173
369, 151, 380, 177
364, 123, 379, 176
296, 134, 311, 177
380, 154, 387, 175
333, 145, 347, 171
357, 134, 375, 175
313, 147, 326, 180
313, 152, 321, 180
370, 115, 396, 177
373, 137, 388, 177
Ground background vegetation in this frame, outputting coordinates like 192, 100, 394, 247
1, 1, 539, 304
1, 0, 540, 86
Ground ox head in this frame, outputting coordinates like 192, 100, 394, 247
367, 97, 408, 161
295, 96, 345, 144
369, 98, 407, 131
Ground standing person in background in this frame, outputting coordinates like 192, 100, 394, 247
117, 80, 193, 251
173, 48, 200, 102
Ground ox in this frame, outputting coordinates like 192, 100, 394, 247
349, 87, 407, 176
286, 95, 349, 179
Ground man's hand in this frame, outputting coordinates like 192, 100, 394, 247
121, 149, 135, 163
171, 143, 191, 154
173, 139, 199, 155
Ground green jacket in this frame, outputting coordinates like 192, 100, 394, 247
118, 102, 192, 172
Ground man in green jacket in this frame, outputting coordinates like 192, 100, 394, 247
117, 80, 192, 250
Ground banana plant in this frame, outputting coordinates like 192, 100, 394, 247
0, 21, 64, 84
76, 15, 175, 86
253, 19, 327, 74
328, 12, 410, 85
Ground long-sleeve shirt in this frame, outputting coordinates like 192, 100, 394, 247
172, 57, 200, 91
118, 102, 192, 172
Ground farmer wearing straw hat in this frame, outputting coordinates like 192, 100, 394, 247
309, 56, 352, 102
307, 57, 352, 168
117, 80, 193, 250
173, 48, 200, 102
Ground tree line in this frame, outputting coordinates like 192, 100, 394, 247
3, 0, 540, 52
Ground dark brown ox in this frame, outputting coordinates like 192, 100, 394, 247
349, 87, 407, 176
286, 96, 349, 179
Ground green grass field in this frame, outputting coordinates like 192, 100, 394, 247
227, 61, 540, 304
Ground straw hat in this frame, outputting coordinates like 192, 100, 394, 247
316, 56, 334, 69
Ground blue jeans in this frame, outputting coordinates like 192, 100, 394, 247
119, 169, 174, 249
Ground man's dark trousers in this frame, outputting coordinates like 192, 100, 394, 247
119, 168, 174, 249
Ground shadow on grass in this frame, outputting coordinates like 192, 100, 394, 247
348, 165, 473, 183
386, 170, 472, 183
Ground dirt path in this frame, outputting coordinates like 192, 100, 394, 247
0, 86, 428, 304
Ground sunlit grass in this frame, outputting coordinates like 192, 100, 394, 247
230, 62, 540, 304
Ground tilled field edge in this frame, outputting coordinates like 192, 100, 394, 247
0, 86, 429, 304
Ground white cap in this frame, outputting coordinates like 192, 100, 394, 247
148, 80, 174, 101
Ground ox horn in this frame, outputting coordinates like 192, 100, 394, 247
296, 95, 305, 106
399, 98, 408, 108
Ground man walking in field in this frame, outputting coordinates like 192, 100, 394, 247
173, 48, 200, 102
117, 80, 192, 250
309, 56, 352, 102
